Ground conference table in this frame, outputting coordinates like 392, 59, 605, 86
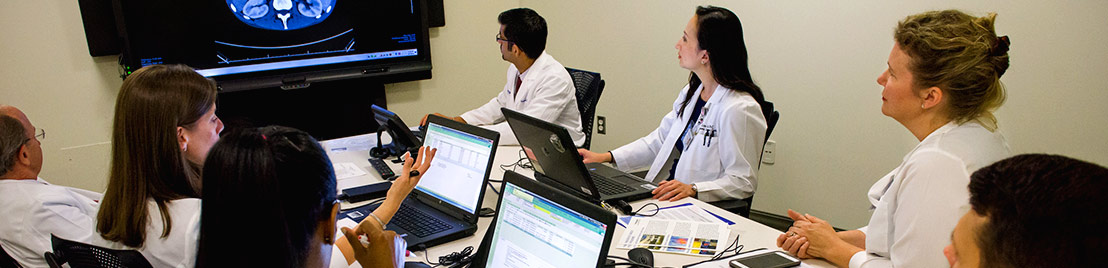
323, 133, 833, 268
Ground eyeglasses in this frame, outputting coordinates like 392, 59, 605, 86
495, 33, 514, 44
24, 128, 45, 144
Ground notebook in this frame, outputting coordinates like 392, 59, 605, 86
470, 170, 617, 268
341, 114, 499, 249
502, 107, 655, 203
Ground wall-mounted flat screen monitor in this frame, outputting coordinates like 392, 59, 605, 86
114, 0, 432, 91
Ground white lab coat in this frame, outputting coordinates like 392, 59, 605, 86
93, 198, 202, 268
849, 121, 1010, 268
610, 83, 766, 202
460, 52, 585, 147
0, 178, 101, 267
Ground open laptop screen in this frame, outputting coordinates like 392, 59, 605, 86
414, 122, 494, 214
482, 181, 610, 268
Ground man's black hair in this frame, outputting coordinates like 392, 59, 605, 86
498, 8, 548, 59
968, 154, 1107, 268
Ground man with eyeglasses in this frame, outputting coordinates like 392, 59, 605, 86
422, 8, 585, 147
0, 105, 102, 267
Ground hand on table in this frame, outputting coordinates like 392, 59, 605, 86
777, 209, 813, 258
420, 113, 465, 126
652, 180, 695, 201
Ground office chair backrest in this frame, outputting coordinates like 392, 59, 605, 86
0, 244, 21, 268
566, 67, 605, 150
44, 235, 152, 268
761, 100, 780, 144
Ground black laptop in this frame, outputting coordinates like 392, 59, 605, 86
469, 170, 617, 268
502, 108, 656, 203
341, 115, 499, 249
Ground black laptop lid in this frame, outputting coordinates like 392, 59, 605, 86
501, 108, 602, 201
470, 171, 617, 268
408, 115, 499, 223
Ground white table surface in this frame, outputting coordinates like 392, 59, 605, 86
322, 134, 833, 267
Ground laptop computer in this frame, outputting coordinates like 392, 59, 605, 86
341, 114, 499, 249
469, 170, 617, 268
501, 108, 656, 203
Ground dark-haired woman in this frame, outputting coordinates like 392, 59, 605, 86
579, 6, 768, 203
197, 126, 435, 268
95, 64, 223, 267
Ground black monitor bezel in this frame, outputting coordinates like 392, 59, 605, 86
470, 170, 617, 268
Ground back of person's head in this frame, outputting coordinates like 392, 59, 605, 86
895, 10, 1010, 130
498, 8, 547, 59
197, 126, 337, 267
97, 64, 218, 247
680, 5, 766, 118
968, 154, 1107, 267
0, 115, 26, 176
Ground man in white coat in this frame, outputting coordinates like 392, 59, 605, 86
423, 8, 585, 146
0, 105, 102, 267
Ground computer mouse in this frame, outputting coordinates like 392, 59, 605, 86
628, 247, 654, 267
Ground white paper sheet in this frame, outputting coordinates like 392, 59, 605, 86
618, 217, 731, 256
333, 162, 367, 180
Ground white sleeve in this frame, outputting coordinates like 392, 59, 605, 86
852, 150, 970, 268
460, 91, 511, 126
28, 193, 99, 256
179, 203, 203, 268
693, 101, 764, 201
610, 105, 679, 172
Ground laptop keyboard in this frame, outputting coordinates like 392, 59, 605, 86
591, 173, 638, 195
392, 204, 453, 237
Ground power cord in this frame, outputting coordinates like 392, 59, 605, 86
605, 200, 660, 216
420, 245, 473, 267
681, 234, 748, 267
605, 255, 653, 267
498, 149, 533, 173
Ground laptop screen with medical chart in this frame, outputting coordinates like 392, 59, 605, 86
414, 122, 494, 214
482, 181, 609, 268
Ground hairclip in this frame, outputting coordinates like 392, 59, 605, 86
991, 36, 1011, 56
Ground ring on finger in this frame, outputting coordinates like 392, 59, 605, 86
788, 232, 796, 237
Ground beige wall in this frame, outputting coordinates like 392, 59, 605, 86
3, 1, 1107, 228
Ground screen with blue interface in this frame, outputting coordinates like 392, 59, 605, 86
482, 182, 609, 268
414, 122, 494, 214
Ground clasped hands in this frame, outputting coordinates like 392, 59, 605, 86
776, 209, 847, 260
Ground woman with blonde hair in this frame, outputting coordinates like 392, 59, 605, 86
777, 10, 1012, 268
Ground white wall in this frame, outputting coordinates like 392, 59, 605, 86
2, 1, 1106, 228
516, 0, 1108, 228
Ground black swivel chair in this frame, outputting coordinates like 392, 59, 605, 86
1, 245, 22, 268
708, 100, 779, 218
44, 235, 152, 268
566, 67, 605, 150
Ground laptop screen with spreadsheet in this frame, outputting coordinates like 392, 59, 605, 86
413, 122, 494, 214
481, 181, 610, 268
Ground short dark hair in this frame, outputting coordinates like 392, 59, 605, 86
968, 154, 1108, 268
197, 126, 337, 267
0, 115, 26, 176
498, 8, 547, 59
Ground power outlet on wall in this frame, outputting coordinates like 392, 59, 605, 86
596, 116, 606, 135
762, 140, 776, 164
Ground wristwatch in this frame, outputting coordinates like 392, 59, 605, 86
690, 183, 699, 196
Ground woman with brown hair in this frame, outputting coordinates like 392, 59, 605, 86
95, 64, 223, 267
777, 10, 1012, 268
